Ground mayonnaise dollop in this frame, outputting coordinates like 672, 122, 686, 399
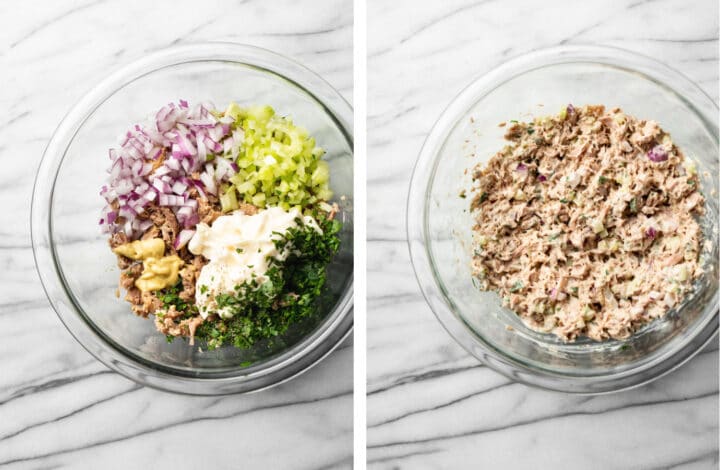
188, 207, 320, 319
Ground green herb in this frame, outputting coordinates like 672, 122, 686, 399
571, 287, 578, 295
459, 189, 467, 199
527, 127, 535, 135
687, 179, 696, 185
510, 119, 518, 124
479, 192, 488, 203
620, 344, 629, 351
200, 285, 208, 295
549, 233, 562, 241
629, 198, 638, 213
509, 281, 524, 293
195, 216, 342, 350
158, 281, 197, 317
559, 198, 569, 204
235, 248, 244, 253
598, 176, 608, 184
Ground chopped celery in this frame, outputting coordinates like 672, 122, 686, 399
223, 103, 333, 211
220, 187, 238, 212
311, 160, 330, 185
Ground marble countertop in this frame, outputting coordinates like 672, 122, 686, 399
0, 1, 352, 468
367, 0, 718, 468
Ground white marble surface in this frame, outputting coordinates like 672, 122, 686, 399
0, 1, 352, 468
367, 1, 718, 468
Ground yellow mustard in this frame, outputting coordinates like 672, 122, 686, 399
135, 256, 184, 292
112, 238, 165, 260
113, 239, 184, 292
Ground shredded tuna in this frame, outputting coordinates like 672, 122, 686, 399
146, 205, 179, 251
154, 306, 206, 345
198, 196, 223, 224
470, 105, 705, 341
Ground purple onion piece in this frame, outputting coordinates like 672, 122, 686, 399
567, 104, 575, 116
646, 227, 657, 239
538, 174, 547, 182
516, 163, 527, 172
647, 145, 668, 162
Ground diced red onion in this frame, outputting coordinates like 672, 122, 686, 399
138, 219, 153, 233
646, 227, 657, 238
549, 288, 558, 300
538, 174, 547, 182
174, 229, 195, 250
165, 157, 181, 171
172, 181, 188, 195
199, 171, 217, 195
647, 145, 668, 162
102, 99, 241, 239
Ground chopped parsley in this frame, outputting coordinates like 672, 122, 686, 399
509, 281, 524, 293
629, 198, 638, 213
235, 247, 244, 253
158, 281, 196, 317
157, 281, 199, 343
195, 216, 342, 350
598, 176, 608, 184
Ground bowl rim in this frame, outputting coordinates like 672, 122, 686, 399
31, 41, 354, 395
407, 44, 718, 394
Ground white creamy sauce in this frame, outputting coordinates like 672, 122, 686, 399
188, 207, 320, 319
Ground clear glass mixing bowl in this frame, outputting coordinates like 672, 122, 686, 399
32, 43, 353, 395
408, 45, 718, 393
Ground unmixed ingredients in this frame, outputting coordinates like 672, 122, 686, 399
102, 101, 341, 350
470, 104, 705, 341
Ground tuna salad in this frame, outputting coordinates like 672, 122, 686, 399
470, 104, 706, 341
101, 101, 341, 349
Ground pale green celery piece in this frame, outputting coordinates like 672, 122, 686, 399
220, 187, 238, 212
225, 102, 333, 210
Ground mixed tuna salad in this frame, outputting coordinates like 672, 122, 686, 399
469, 104, 706, 341
100, 100, 341, 349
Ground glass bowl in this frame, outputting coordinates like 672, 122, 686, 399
31, 43, 353, 395
408, 45, 718, 394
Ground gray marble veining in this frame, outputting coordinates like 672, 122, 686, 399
367, 0, 718, 468
0, 1, 352, 468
